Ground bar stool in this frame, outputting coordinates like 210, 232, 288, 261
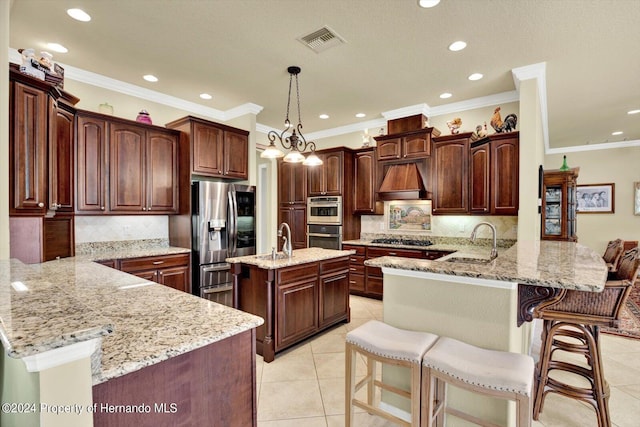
421, 337, 534, 427
345, 320, 439, 426
533, 247, 640, 427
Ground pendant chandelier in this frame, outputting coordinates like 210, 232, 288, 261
260, 66, 322, 166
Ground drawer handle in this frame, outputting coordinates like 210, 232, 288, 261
350, 267, 357, 271
388, 252, 397, 256
152, 261, 165, 265
349, 281, 356, 284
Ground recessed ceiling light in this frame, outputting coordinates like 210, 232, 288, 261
611, 131, 623, 136
319, 114, 329, 119
67, 8, 91, 22
46, 43, 68, 53
355, 113, 366, 118
439, 92, 452, 99
199, 93, 212, 100
628, 109, 640, 115
418, 0, 440, 8
468, 73, 483, 81
448, 41, 467, 52
143, 74, 158, 82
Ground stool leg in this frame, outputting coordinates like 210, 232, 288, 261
533, 319, 554, 419
345, 343, 356, 427
367, 355, 376, 407
588, 326, 611, 427
517, 393, 532, 427
411, 363, 421, 426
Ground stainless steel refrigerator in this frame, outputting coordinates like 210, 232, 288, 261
191, 181, 256, 305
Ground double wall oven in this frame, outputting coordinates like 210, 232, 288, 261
307, 196, 342, 250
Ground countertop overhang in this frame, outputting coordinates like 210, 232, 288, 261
364, 240, 607, 292
226, 247, 355, 269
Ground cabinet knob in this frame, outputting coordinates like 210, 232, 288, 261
100, 206, 105, 210
38, 202, 45, 208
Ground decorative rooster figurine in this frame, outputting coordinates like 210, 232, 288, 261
490, 107, 518, 133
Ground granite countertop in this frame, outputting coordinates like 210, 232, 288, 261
74, 238, 191, 262
365, 240, 607, 292
226, 247, 355, 269
0, 257, 264, 385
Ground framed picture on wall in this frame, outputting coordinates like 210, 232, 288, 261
576, 183, 615, 213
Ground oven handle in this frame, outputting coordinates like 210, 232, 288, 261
202, 284, 233, 294
308, 232, 340, 238
202, 263, 231, 272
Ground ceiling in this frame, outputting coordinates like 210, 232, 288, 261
8, 0, 640, 149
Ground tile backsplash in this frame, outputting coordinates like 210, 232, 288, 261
361, 214, 518, 240
75, 215, 169, 243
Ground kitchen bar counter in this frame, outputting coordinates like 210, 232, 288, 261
226, 247, 355, 269
1, 257, 263, 384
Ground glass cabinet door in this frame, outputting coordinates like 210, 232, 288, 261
544, 185, 562, 236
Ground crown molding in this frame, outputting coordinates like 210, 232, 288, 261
381, 103, 431, 120
546, 138, 640, 154
512, 62, 549, 152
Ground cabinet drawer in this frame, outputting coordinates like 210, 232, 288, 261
367, 247, 423, 258
119, 253, 190, 273
366, 265, 382, 278
320, 257, 349, 275
96, 259, 116, 269
349, 264, 365, 275
349, 255, 365, 266
348, 273, 365, 292
343, 244, 365, 256
277, 262, 319, 285
367, 276, 383, 296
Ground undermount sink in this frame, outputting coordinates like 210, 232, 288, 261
256, 253, 291, 261
443, 256, 494, 265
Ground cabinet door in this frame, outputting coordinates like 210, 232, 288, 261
43, 215, 74, 261
376, 138, 402, 160
192, 122, 223, 176
403, 132, 430, 158
279, 206, 307, 249
223, 130, 249, 179
469, 143, 490, 214
50, 107, 75, 212
76, 115, 107, 213
319, 271, 349, 328
158, 265, 190, 293
491, 138, 519, 215
307, 155, 324, 196
130, 270, 159, 283
11, 81, 48, 214
146, 130, 178, 213
432, 138, 469, 214
323, 152, 343, 195
353, 150, 376, 214
110, 123, 146, 212
276, 278, 318, 349
278, 161, 307, 205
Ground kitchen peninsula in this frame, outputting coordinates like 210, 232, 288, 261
364, 240, 607, 424
227, 247, 354, 362
1, 257, 263, 427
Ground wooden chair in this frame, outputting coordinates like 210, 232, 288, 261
533, 247, 640, 427
602, 239, 623, 274
421, 337, 534, 427
345, 320, 439, 427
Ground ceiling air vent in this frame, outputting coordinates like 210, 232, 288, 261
298, 26, 346, 53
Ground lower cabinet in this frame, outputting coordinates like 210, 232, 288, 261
99, 253, 191, 293
9, 215, 74, 264
278, 205, 307, 249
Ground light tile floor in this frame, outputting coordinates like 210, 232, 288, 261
256, 295, 640, 426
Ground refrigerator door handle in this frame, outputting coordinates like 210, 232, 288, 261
228, 186, 238, 256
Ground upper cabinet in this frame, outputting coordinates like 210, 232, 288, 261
541, 168, 578, 242
9, 66, 79, 216
308, 151, 343, 196
76, 111, 179, 215
431, 133, 471, 214
278, 161, 307, 205
470, 132, 519, 215
352, 148, 381, 215
375, 128, 437, 161
166, 116, 249, 180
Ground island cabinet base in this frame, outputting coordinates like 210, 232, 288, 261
93, 329, 257, 427
232, 256, 351, 362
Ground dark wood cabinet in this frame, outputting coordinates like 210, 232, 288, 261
76, 113, 108, 213
109, 123, 146, 212
432, 133, 471, 214
470, 132, 520, 215
278, 205, 307, 249
353, 148, 381, 214
117, 253, 191, 293
276, 271, 318, 349
50, 106, 75, 212
541, 168, 578, 242
278, 161, 307, 205
146, 130, 179, 212
318, 257, 350, 328
166, 116, 249, 180
308, 151, 343, 196
375, 128, 437, 161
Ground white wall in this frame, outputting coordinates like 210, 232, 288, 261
545, 147, 640, 253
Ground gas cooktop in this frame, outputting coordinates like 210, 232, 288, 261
370, 238, 433, 247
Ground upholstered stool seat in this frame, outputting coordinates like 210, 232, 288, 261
345, 320, 439, 426
422, 337, 534, 427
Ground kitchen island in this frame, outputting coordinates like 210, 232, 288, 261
365, 240, 607, 425
227, 247, 354, 362
0, 257, 263, 427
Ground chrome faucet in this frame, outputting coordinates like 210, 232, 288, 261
470, 222, 498, 260
278, 222, 293, 259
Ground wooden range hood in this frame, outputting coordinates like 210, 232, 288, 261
376, 163, 428, 200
